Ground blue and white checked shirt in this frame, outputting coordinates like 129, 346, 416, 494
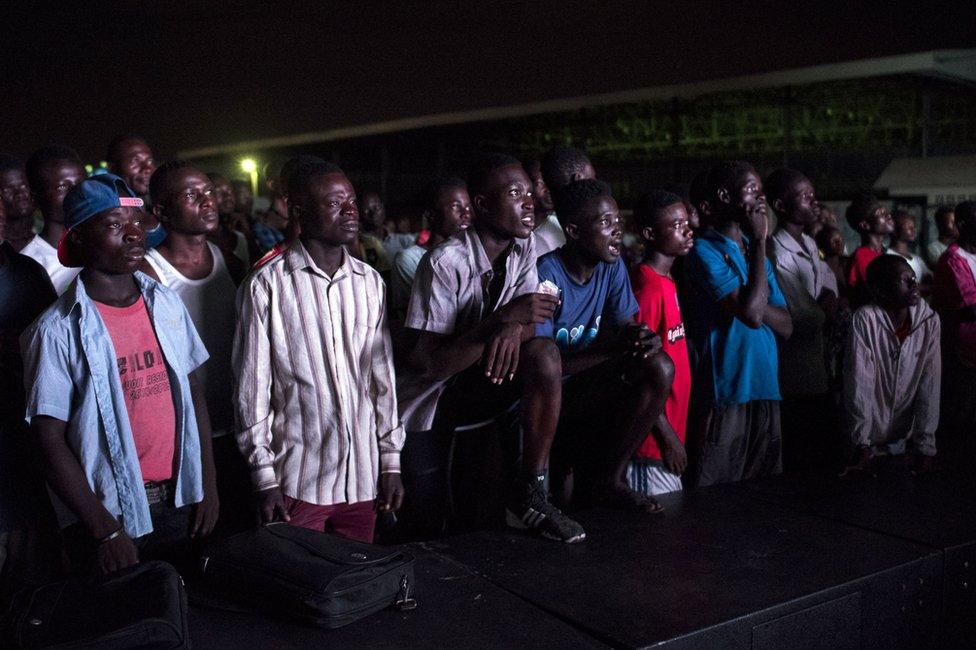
21, 272, 209, 538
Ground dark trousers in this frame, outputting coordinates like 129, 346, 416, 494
64, 500, 192, 576
696, 400, 782, 487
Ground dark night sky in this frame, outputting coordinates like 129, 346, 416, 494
3, 1, 975, 161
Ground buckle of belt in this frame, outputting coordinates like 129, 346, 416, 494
144, 480, 173, 505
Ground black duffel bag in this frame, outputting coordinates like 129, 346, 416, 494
197, 523, 416, 629
6, 560, 190, 649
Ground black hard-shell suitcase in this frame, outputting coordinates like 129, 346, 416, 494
198, 522, 416, 628
7, 560, 189, 649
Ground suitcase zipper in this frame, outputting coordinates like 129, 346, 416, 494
394, 575, 417, 611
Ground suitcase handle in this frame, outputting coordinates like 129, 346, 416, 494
263, 523, 407, 566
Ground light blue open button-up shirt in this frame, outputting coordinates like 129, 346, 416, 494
21, 272, 209, 538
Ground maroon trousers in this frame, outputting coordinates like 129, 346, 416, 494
282, 497, 377, 543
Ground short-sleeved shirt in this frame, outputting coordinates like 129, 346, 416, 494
21, 272, 209, 538
399, 228, 538, 431
535, 250, 638, 350
686, 228, 787, 406
846, 246, 882, 293
631, 264, 691, 459
390, 244, 427, 322
0, 246, 57, 532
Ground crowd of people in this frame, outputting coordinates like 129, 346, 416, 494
0, 136, 972, 594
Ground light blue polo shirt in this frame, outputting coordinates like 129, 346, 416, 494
21, 272, 209, 538
686, 228, 786, 406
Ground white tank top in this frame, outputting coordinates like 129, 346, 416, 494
144, 242, 237, 436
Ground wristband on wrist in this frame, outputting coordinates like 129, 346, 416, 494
97, 525, 124, 545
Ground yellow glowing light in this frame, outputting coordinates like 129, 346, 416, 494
240, 158, 257, 174
84, 164, 94, 174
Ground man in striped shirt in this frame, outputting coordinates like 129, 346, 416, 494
233, 161, 405, 543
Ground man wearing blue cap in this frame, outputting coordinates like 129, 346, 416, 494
21, 173, 219, 574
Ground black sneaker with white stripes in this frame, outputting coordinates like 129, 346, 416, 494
505, 476, 586, 544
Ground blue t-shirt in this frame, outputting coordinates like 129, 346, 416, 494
686, 228, 786, 406
535, 250, 639, 350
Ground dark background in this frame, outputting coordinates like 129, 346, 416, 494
4, 1, 975, 161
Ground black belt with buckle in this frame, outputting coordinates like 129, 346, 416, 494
144, 480, 175, 505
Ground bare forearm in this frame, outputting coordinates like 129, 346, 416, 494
739, 239, 769, 325
651, 413, 681, 450
414, 324, 492, 381
35, 419, 120, 538
762, 305, 794, 339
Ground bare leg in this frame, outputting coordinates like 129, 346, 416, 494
605, 352, 674, 486
518, 337, 562, 477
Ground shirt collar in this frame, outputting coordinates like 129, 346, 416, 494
283, 240, 366, 279
700, 226, 750, 251
466, 227, 525, 277
59, 270, 157, 319
773, 228, 813, 256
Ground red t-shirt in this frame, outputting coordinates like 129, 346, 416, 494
630, 264, 691, 460
95, 298, 177, 482
846, 246, 882, 292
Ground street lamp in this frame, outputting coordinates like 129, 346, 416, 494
241, 158, 258, 197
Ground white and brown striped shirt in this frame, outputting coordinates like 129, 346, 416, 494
233, 242, 404, 506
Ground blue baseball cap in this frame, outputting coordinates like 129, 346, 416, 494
58, 173, 144, 266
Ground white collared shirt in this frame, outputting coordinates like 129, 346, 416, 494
233, 241, 404, 506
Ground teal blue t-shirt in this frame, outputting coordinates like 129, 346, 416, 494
535, 250, 639, 350
686, 228, 786, 406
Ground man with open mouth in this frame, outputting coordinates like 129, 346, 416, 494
535, 179, 669, 514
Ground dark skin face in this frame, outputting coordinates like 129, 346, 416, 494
429, 186, 472, 239
34, 161, 86, 222
826, 229, 846, 257
72, 207, 146, 275
859, 205, 894, 235
296, 173, 359, 247
526, 163, 555, 215
473, 164, 536, 240
642, 202, 695, 258
565, 196, 624, 264
358, 192, 385, 230
957, 213, 976, 248
156, 169, 219, 236
721, 170, 763, 219
938, 211, 959, 240
893, 215, 917, 244
876, 261, 920, 310
0, 168, 34, 220
212, 178, 236, 218
775, 177, 820, 227
111, 139, 155, 197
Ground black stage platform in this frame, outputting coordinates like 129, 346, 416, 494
189, 466, 976, 648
